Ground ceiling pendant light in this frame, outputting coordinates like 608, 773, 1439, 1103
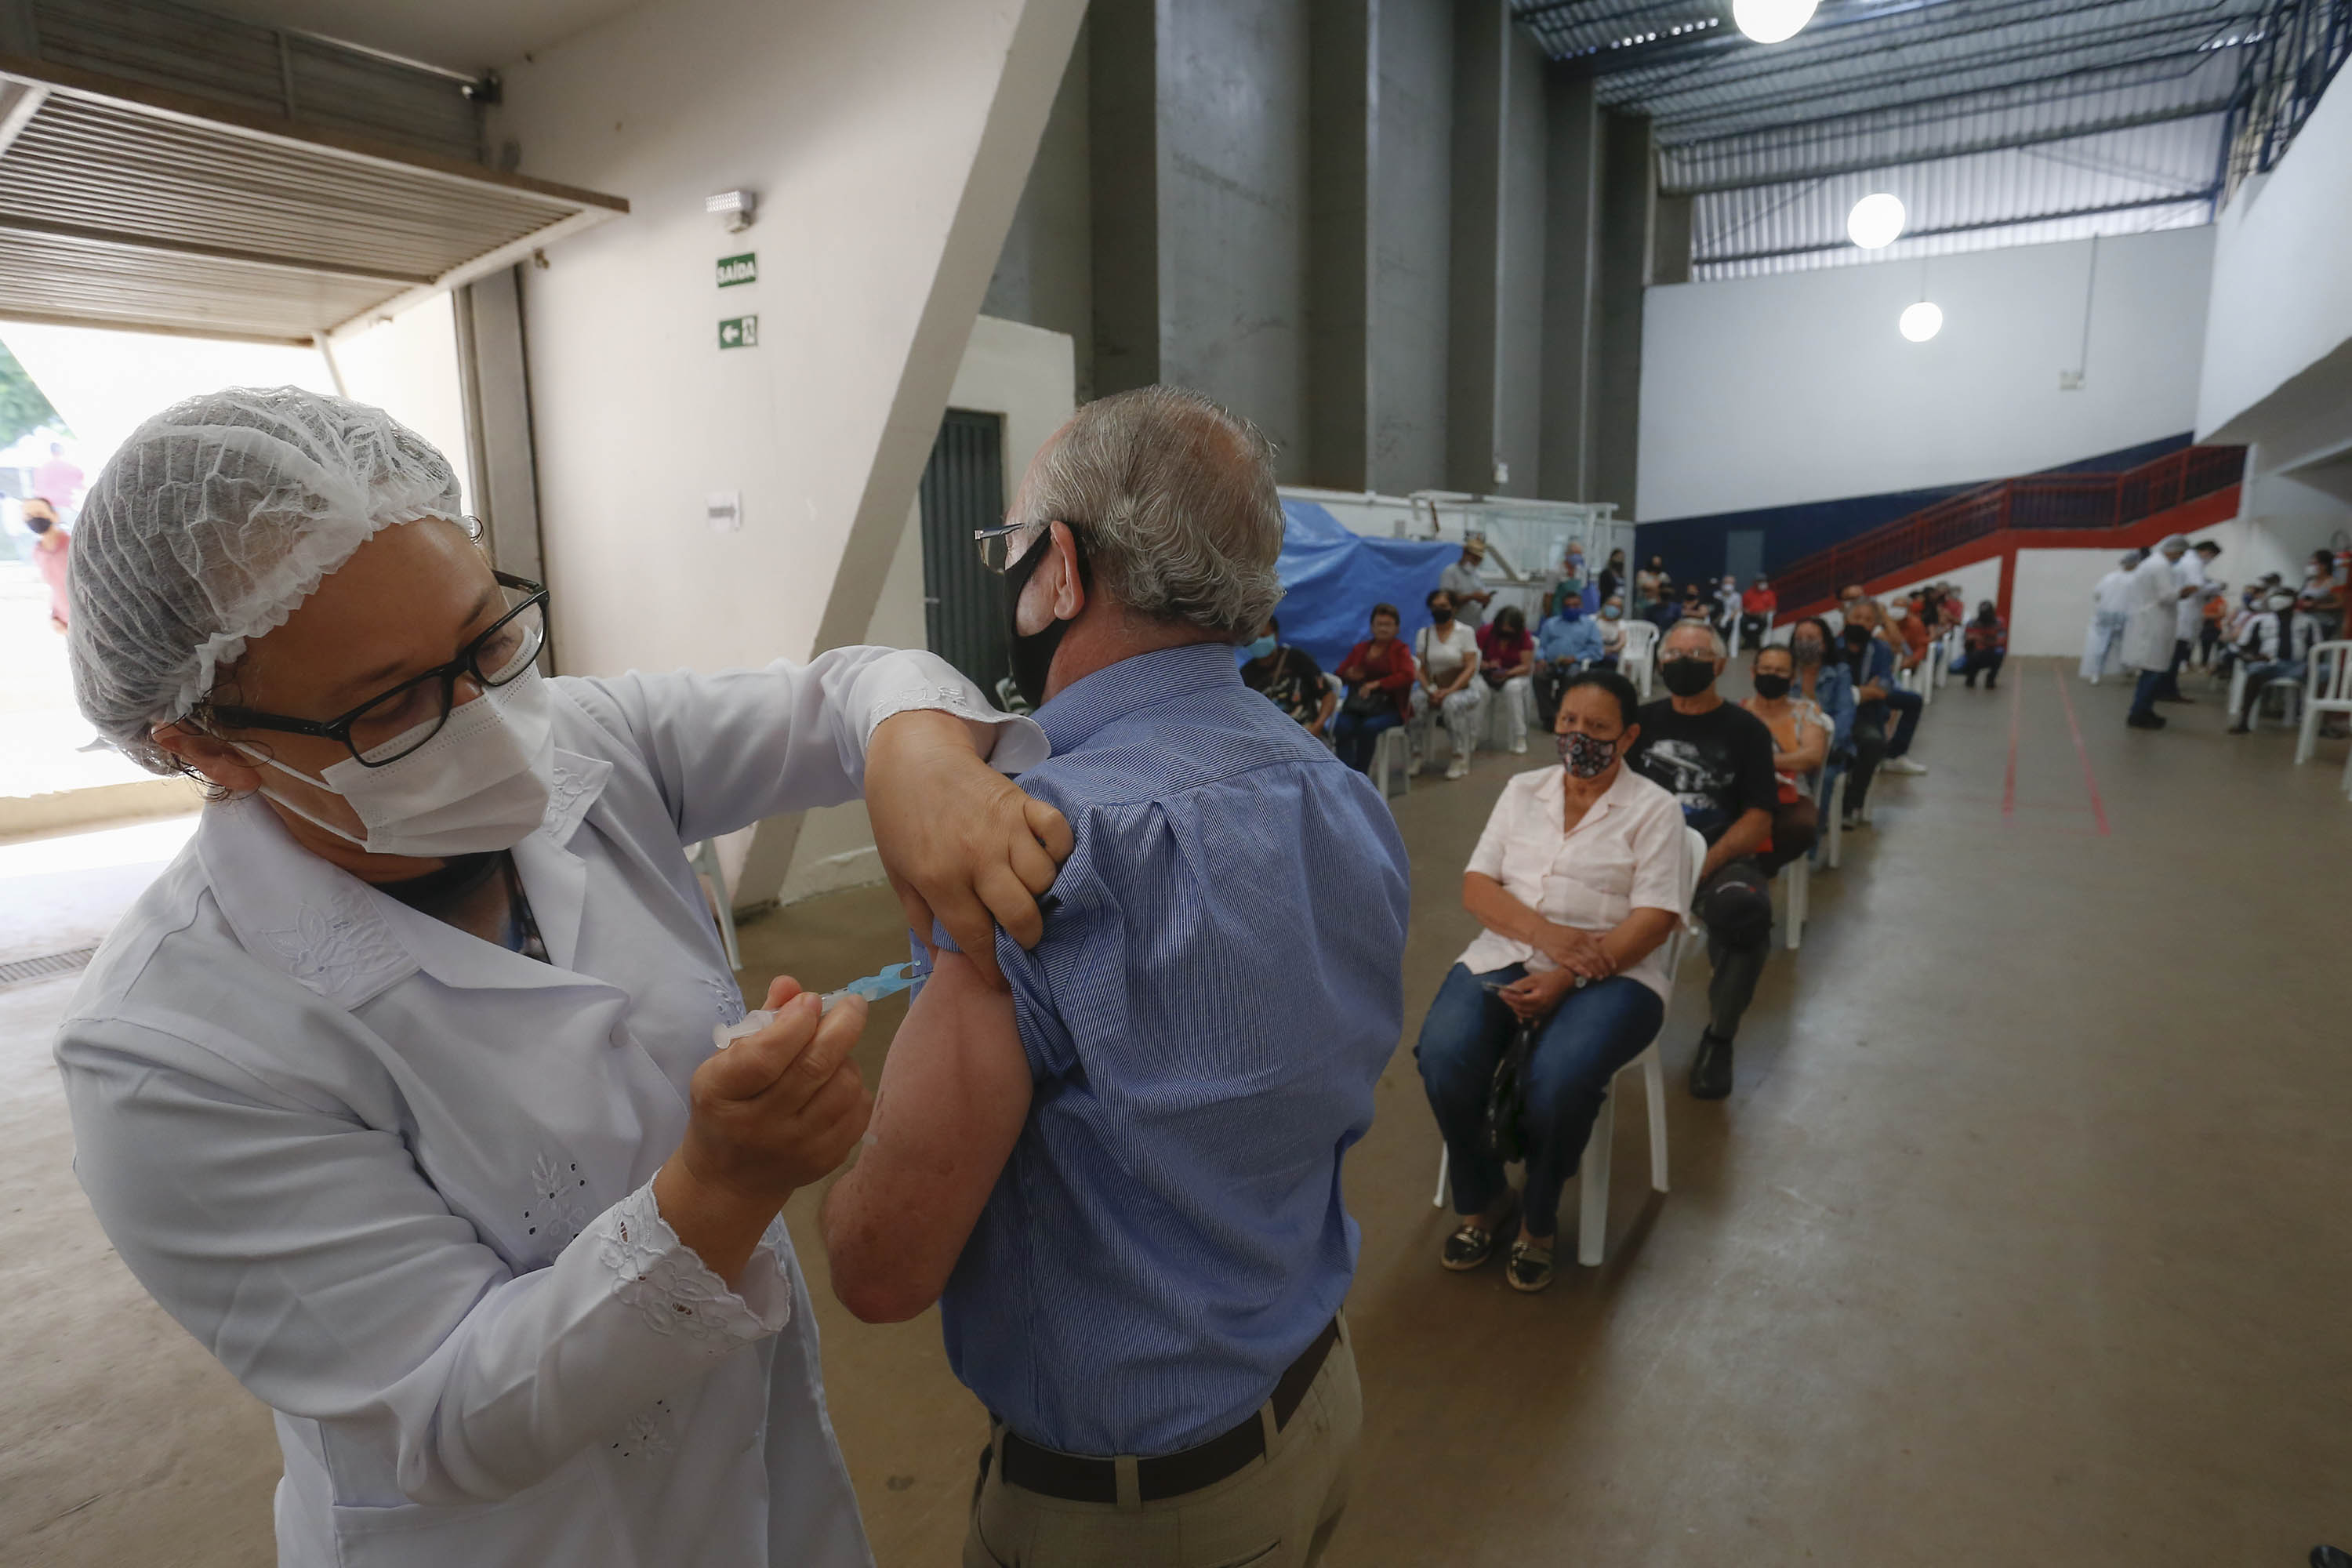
1732, 0, 1819, 45
1847, 192, 1906, 249
1900, 300, 1944, 342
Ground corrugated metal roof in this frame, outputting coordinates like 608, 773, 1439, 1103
1512, 0, 2270, 271
0, 55, 624, 342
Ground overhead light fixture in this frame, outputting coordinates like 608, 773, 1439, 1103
1732, 0, 1818, 44
1847, 192, 1906, 249
1900, 301, 1944, 343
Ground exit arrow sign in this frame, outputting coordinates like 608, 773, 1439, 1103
718, 314, 758, 350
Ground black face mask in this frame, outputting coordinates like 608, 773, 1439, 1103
1752, 671, 1791, 700
1431, 605, 1454, 624
1004, 527, 1090, 709
1661, 658, 1715, 698
1791, 639, 1824, 666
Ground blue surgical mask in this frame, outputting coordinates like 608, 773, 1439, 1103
1246, 634, 1277, 661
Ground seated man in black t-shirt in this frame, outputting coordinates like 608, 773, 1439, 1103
1624, 619, 1778, 1100
1240, 614, 1336, 740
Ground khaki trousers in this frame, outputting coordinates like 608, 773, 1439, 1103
964, 1329, 1363, 1568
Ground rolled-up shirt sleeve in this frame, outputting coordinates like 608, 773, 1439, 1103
564, 646, 1048, 846
58, 1019, 792, 1507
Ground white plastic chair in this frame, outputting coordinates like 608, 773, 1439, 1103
1619, 620, 1661, 702
1430, 827, 1705, 1268
1371, 725, 1413, 800
1818, 768, 1847, 870
2294, 644, 2352, 793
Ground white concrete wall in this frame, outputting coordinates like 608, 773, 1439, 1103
775, 315, 1076, 906
1639, 227, 2214, 521
494, 0, 1084, 683
2010, 549, 2127, 660
2197, 80, 2352, 444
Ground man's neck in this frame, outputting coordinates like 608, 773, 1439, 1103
1669, 689, 1723, 717
1044, 609, 1221, 702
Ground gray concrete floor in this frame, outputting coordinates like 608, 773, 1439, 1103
5, 659, 2350, 1565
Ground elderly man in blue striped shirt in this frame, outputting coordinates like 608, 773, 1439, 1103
822, 386, 1410, 1568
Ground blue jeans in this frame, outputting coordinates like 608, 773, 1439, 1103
1415, 964, 1664, 1239
2129, 667, 2165, 720
1884, 688, 1924, 757
1331, 707, 1402, 772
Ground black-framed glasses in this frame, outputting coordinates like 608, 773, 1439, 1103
207, 572, 550, 768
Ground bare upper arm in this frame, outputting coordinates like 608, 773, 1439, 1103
818, 947, 1034, 1323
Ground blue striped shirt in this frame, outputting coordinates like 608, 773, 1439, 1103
940, 641, 1410, 1457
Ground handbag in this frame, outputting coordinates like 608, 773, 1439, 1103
1342, 684, 1391, 719
1482, 1018, 1540, 1163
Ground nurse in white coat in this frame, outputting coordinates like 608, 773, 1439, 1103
54, 389, 1071, 1568
2080, 550, 2139, 682
2121, 535, 2193, 729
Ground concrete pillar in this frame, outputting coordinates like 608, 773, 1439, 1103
1305, 0, 1372, 488
1088, 0, 1160, 397
1493, 19, 1548, 498
1592, 107, 1653, 517
982, 16, 1094, 400
1539, 70, 1600, 502
1367, 0, 1452, 495
1446, 0, 1503, 493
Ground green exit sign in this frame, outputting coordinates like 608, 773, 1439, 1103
716, 252, 757, 288
718, 315, 758, 350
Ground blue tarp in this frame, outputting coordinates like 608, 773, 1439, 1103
1263, 498, 1459, 674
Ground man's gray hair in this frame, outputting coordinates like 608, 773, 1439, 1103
1663, 619, 1728, 659
1011, 386, 1285, 637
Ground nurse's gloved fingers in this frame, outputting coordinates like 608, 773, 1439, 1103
1025, 796, 1074, 866
702, 992, 823, 1102
977, 862, 1044, 954
762, 975, 807, 1011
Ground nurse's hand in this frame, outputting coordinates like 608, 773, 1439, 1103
655, 981, 871, 1284
866, 710, 1073, 988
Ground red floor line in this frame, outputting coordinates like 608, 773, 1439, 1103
2002, 664, 2023, 819
2050, 665, 2112, 836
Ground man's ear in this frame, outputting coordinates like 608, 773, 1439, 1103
150, 719, 263, 794
1047, 521, 1087, 622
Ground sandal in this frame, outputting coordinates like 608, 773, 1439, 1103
1506, 1236, 1555, 1293
1441, 1196, 1516, 1272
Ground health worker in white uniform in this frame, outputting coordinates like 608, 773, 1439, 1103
53, 388, 1071, 1568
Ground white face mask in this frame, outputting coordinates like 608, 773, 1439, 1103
1888, 605, 1907, 621
237, 668, 556, 858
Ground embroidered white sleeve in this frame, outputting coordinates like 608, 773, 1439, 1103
595, 1183, 793, 1345
858, 652, 1051, 774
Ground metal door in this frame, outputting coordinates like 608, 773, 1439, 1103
918, 409, 1011, 693
1726, 528, 1765, 586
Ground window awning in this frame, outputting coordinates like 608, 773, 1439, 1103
0, 51, 626, 345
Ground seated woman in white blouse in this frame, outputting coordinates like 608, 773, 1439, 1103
1414, 669, 1689, 1293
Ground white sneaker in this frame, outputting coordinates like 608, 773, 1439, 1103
1884, 756, 1929, 775
1509, 737, 1527, 754
1446, 757, 1471, 780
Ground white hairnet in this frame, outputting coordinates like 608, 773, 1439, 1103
67, 387, 463, 772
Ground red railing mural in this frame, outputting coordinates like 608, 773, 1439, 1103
1770, 445, 2247, 615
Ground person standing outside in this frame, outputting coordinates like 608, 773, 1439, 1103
822, 386, 1409, 1568
1624, 620, 1779, 1100
24, 495, 69, 630
2082, 550, 2140, 683
1439, 535, 1494, 627
2123, 535, 2197, 728
34, 439, 84, 518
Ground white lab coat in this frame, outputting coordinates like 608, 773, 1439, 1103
2082, 568, 2136, 678
2120, 554, 2184, 672
54, 649, 1043, 1568
2173, 552, 2211, 641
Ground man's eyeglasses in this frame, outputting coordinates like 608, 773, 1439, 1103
973, 521, 1043, 575
206, 572, 550, 768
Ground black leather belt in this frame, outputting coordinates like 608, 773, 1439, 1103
997, 1317, 1342, 1505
